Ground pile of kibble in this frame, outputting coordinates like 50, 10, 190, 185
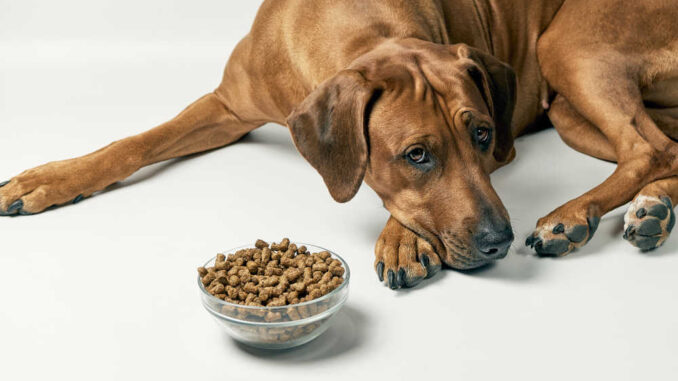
198, 238, 345, 307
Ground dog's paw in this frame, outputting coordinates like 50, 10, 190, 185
526, 208, 600, 256
0, 161, 92, 216
375, 218, 442, 289
623, 195, 675, 251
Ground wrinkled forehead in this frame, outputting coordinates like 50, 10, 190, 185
368, 88, 449, 153
367, 73, 485, 154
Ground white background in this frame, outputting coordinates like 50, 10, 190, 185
1, 1, 677, 380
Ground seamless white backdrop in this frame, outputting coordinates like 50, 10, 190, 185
1, 1, 677, 380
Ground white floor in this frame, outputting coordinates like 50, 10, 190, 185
1, 2, 677, 380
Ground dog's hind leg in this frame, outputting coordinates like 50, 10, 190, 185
527, 65, 674, 256
527, 66, 676, 255
622, 107, 678, 251
549, 95, 678, 252
526, 93, 622, 255
0, 91, 262, 216
548, 95, 617, 163
525, 0, 678, 256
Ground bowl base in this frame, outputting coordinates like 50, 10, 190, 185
233, 323, 331, 350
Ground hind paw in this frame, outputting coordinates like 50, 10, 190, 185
623, 195, 675, 251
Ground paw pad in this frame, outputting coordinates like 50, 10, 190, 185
526, 216, 599, 256
624, 195, 675, 251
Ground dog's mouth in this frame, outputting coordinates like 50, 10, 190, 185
438, 229, 508, 270
440, 241, 492, 270
396, 213, 513, 270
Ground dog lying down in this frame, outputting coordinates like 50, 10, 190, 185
1, 0, 677, 289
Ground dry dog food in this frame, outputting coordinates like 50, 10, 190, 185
198, 239, 348, 344
198, 238, 345, 308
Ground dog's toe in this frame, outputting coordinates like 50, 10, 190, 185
1, 199, 24, 216
624, 195, 674, 251
527, 210, 599, 257
376, 261, 385, 282
375, 222, 442, 290
419, 252, 440, 279
387, 269, 397, 290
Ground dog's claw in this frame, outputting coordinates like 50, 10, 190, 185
387, 270, 397, 290
72, 194, 84, 204
396, 268, 406, 288
7, 200, 23, 214
420, 254, 430, 269
525, 235, 536, 248
0, 180, 9, 188
376, 262, 384, 282
525, 235, 544, 250
375, 219, 443, 290
419, 253, 439, 279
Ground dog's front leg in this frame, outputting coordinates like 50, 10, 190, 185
0, 93, 260, 216
374, 216, 443, 289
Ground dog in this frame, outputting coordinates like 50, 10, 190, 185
2, 0, 677, 289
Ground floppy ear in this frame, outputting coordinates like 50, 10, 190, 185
461, 46, 517, 163
287, 70, 380, 202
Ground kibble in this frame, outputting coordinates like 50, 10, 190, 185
198, 238, 345, 308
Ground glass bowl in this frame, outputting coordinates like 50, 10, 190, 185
198, 243, 350, 350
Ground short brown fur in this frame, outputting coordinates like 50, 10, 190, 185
2, 0, 677, 288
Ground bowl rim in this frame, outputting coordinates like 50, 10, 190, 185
197, 242, 351, 313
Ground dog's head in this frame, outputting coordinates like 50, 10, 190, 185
287, 39, 517, 269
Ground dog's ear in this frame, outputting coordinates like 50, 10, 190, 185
460, 46, 517, 163
287, 70, 380, 202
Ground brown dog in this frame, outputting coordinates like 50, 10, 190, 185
2, 0, 677, 289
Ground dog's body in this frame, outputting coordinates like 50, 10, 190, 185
220, 0, 557, 133
2, 0, 678, 288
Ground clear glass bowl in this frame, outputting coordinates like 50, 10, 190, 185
198, 243, 350, 350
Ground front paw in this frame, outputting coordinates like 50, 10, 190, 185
623, 195, 675, 251
526, 206, 600, 256
374, 217, 442, 289
0, 161, 92, 216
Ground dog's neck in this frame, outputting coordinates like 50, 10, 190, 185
437, 0, 565, 133
438, 0, 565, 58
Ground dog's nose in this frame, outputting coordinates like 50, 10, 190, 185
473, 223, 514, 260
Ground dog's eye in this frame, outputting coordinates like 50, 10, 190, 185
474, 126, 492, 150
476, 127, 490, 143
406, 147, 429, 164
404, 145, 435, 171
